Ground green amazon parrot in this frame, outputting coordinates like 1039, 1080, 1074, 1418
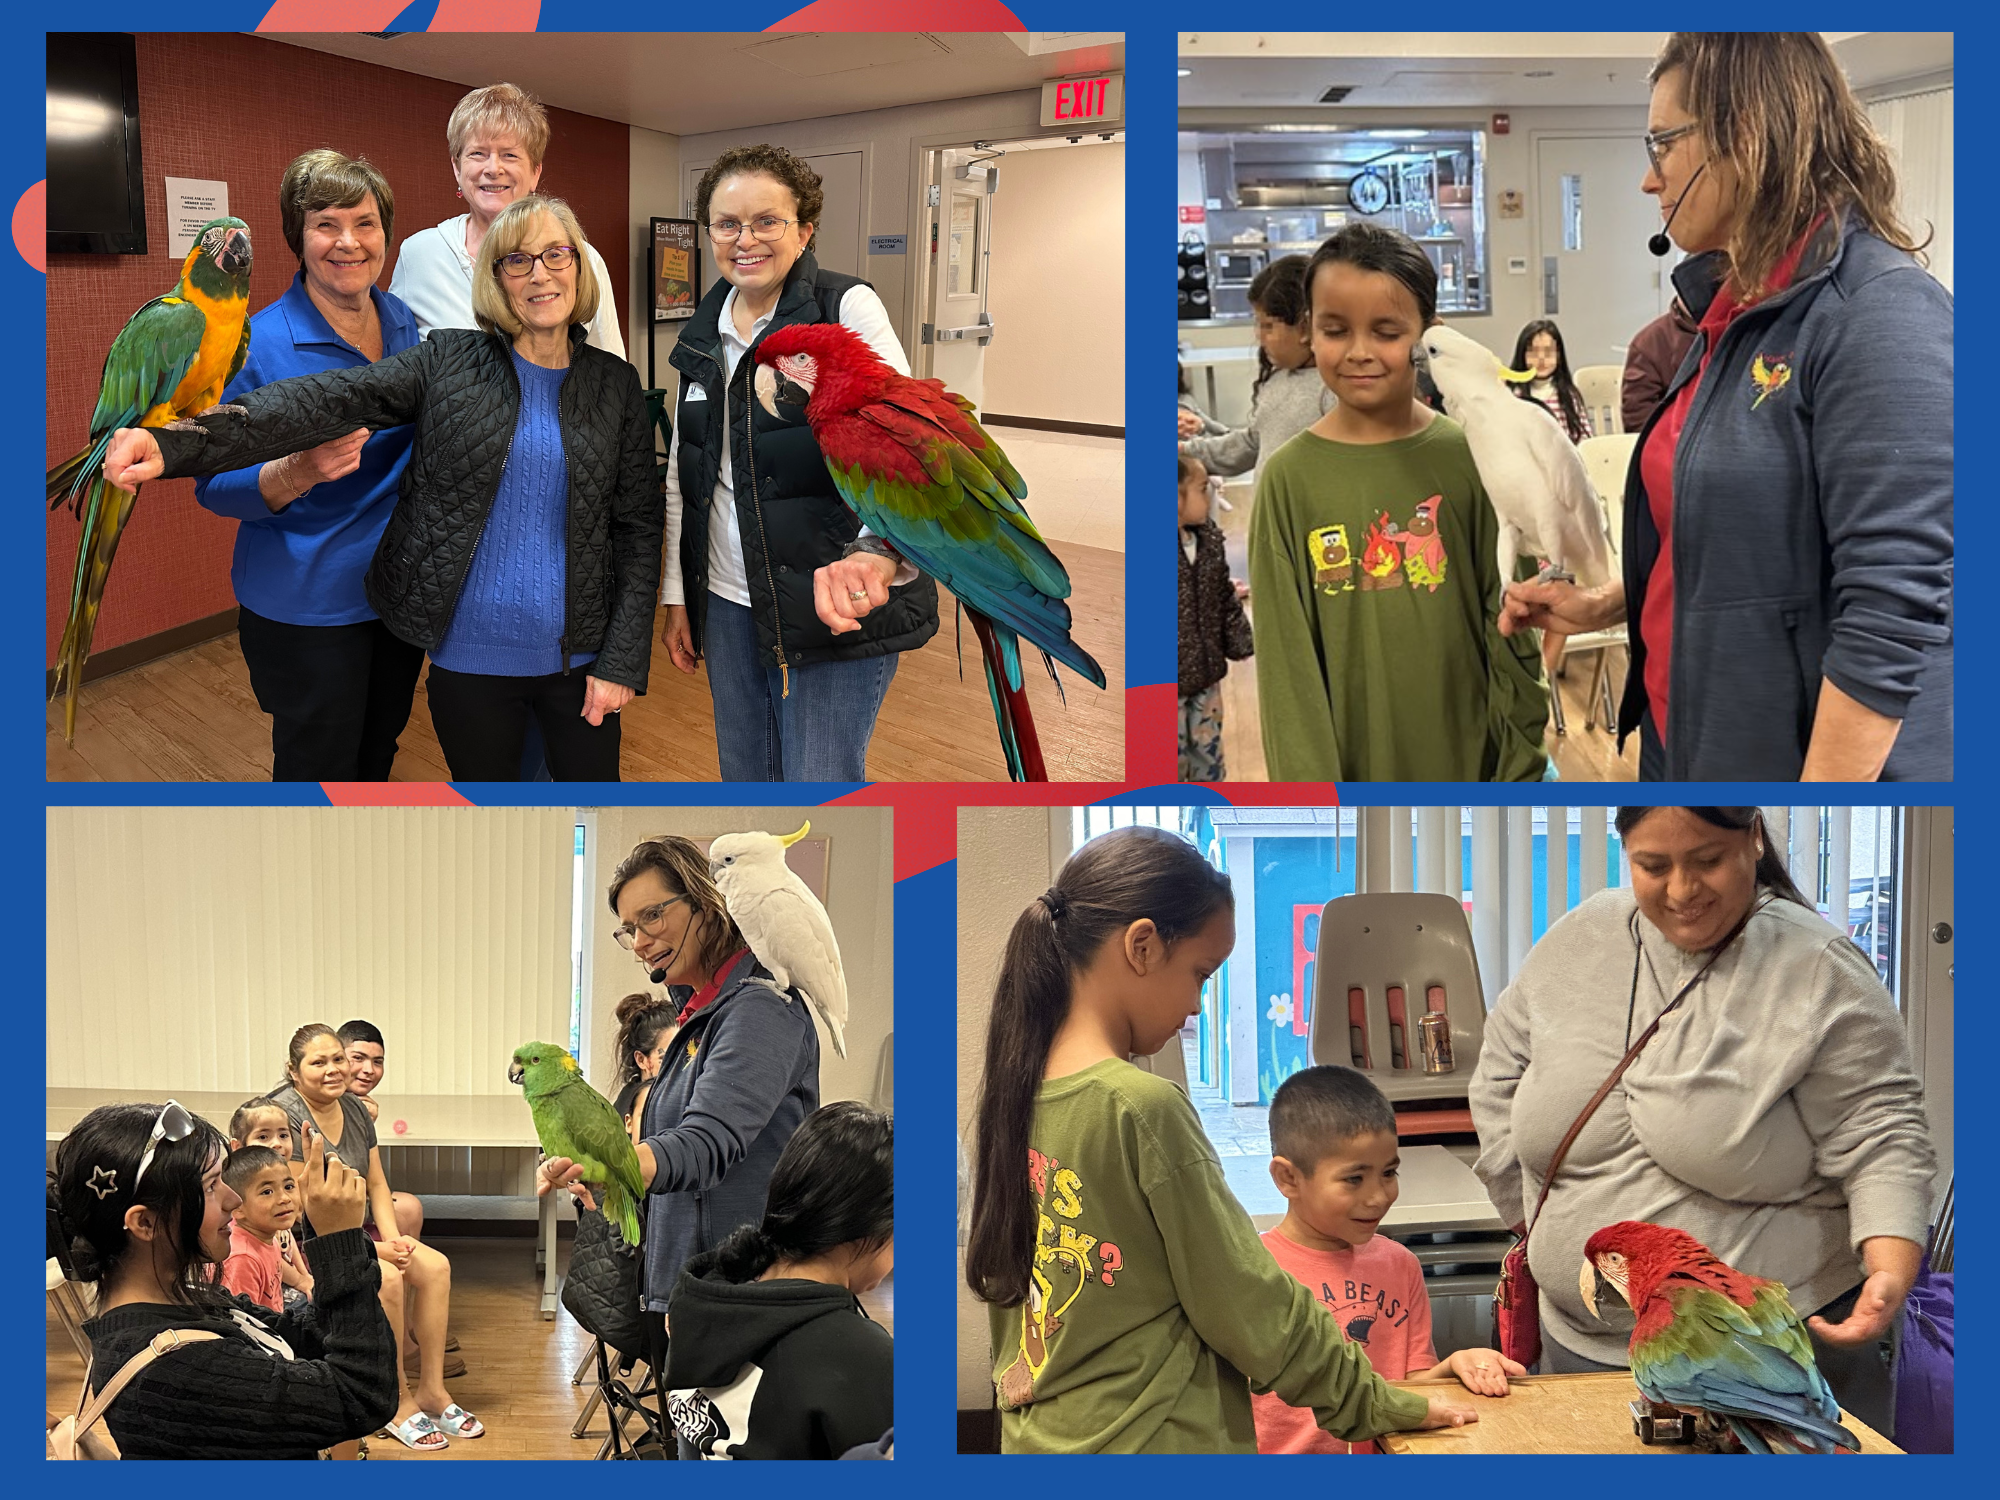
509, 1041, 644, 1248
47, 216, 254, 744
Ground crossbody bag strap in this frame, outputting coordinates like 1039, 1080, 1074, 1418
72, 1329, 223, 1438
1519, 898, 1767, 1246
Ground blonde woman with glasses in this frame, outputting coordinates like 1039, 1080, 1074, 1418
102, 193, 663, 781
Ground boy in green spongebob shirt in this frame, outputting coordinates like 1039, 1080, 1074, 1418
1248, 223, 1548, 782
990, 1060, 1433, 1452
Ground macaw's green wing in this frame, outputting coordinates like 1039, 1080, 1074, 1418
224, 316, 252, 389
1632, 1284, 1854, 1450
87, 294, 208, 437
812, 375, 1106, 688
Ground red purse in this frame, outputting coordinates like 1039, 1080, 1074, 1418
1492, 906, 1758, 1368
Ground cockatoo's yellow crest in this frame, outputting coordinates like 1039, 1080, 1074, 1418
780, 821, 811, 847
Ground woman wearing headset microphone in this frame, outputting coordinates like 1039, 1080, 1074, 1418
1498, 32, 1952, 781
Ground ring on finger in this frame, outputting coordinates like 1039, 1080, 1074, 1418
848, 589, 870, 601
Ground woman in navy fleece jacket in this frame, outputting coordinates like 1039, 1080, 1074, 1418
1500, 33, 1952, 781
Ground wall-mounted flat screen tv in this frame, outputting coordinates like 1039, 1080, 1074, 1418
47, 32, 147, 255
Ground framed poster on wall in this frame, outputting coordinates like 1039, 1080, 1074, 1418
651, 217, 699, 322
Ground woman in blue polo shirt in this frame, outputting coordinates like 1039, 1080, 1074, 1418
195, 150, 423, 782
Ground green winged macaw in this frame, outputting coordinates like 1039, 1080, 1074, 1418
47, 217, 254, 744
751, 322, 1105, 781
510, 1041, 644, 1248
1582, 1220, 1860, 1453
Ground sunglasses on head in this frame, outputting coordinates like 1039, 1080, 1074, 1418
131, 1100, 196, 1197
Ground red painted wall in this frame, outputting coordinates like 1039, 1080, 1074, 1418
46, 32, 631, 665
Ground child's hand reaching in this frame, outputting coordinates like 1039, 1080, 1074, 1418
1444, 1348, 1525, 1397
1416, 1393, 1480, 1430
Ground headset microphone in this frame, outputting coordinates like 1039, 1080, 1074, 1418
649, 965, 668, 984
1649, 163, 1706, 257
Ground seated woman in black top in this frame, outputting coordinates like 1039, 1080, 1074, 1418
54, 1101, 397, 1459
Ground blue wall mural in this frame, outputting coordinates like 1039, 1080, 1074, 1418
1251, 836, 1359, 1104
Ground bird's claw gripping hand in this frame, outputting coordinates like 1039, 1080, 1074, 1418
1534, 562, 1577, 586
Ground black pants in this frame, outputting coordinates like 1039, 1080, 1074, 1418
423, 663, 622, 781
236, 607, 424, 782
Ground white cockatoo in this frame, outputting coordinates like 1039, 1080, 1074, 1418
1417, 322, 1614, 590
708, 822, 847, 1058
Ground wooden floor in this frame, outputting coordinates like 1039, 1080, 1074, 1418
47, 1234, 894, 1460
46, 543, 1122, 783
1212, 479, 1640, 784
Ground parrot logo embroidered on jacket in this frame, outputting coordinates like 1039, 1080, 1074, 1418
1749, 353, 1794, 409
1400, 496, 1449, 592
1307, 524, 1355, 593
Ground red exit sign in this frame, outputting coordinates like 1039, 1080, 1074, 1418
1040, 73, 1124, 128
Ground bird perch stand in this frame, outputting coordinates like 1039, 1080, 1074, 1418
1630, 1399, 1696, 1445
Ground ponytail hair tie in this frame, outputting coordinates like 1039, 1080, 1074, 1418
1040, 888, 1068, 919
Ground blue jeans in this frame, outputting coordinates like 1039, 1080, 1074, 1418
702, 593, 896, 781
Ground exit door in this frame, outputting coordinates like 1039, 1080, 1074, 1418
918, 146, 998, 412
1534, 134, 1677, 368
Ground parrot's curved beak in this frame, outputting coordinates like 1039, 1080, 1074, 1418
1580, 1257, 1602, 1320
507, 1061, 525, 1085
219, 231, 251, 277
780, 821, 811, 847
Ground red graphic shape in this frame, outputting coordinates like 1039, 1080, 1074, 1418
15, 179, 44, 273
321, 781, 476, 807
1128, 682, 1177, 784
768, 1, 1024, 28
255, 0, 540, 27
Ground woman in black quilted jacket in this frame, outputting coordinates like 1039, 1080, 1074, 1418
105, 195, 663, 781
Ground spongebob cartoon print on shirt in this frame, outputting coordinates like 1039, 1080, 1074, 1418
995, 1148, 1125, 1410
1309, 494, 1449, 596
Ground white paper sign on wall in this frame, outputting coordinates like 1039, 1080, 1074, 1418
164, 177, 229, 257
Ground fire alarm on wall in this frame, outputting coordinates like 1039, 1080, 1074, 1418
1493, 112, 1511, 135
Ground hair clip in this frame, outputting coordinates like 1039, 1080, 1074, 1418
88, 1166, 119, 1200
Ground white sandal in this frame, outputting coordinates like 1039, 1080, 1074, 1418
434, 1404, 485, 1438
382, 1411, 449, 1451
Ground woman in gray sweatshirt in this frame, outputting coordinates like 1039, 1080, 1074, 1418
1470, 805, 1935, 1438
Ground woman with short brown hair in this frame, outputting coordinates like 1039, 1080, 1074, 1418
193, 148, 424, 782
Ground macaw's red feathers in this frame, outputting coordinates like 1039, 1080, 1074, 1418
753, 322, 1105, 780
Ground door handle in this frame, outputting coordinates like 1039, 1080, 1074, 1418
920, 315, 996, 345
1543, 256, 1559, 315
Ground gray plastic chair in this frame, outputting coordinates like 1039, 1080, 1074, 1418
1307, 892, 1486, 1103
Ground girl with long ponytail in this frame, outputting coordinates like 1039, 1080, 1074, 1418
966, 825, 1474, 1452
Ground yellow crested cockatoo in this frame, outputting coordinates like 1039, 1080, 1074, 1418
1417, 323, 1614, 590
709, 823, 848, 1058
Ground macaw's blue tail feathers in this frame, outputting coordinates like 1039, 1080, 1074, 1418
50, 473, 140, 746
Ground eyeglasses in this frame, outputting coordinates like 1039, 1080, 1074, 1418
614, 894, 691, 950
1643, 122, 1701, 177
132, 1100, 196, 1197
705, 215, 798, 244
495, 244, 578, 278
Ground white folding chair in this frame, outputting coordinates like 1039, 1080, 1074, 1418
1551, 434, 1639, 734
1574, 364, 1625, 435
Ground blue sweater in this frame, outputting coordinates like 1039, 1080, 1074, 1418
430, 350, 596, 676
1619, 216, 1953, 780
194, 274, 418, 626
639, 952, 821, 1311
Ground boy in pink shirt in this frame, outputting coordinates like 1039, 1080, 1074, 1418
1254, 1066, 1522, 1453
220, 1145, 314, 1313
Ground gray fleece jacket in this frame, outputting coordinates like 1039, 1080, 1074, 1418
1181, 365, 1333, 478
1469, 887, 1934, 1366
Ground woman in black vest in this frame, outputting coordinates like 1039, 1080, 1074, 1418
661, 144, 939, 780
